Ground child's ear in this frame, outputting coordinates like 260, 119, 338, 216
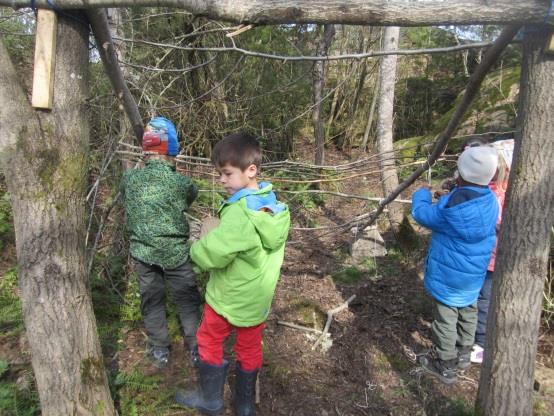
246, 164, 258, 179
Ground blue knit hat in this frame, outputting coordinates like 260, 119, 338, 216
142, 117, 180, 156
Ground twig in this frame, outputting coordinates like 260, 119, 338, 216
312, 295, 356, 350
226, 24, 254, 38
277, 320, 324, 334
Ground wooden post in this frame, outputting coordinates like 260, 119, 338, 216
546, 32, 554, 54
32, 10, 58, 109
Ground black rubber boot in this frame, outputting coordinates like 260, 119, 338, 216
175, 359, 228, 415
234, 363, 258, 416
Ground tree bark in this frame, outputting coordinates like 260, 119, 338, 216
476, 25, 554, 416
313, 24, 335, 165
375, 26, 403, 227
3, 1, 551, 26
0, 13, 116, 416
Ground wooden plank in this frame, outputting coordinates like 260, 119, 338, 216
547, 32, 554, 55
32, 10, 58, 109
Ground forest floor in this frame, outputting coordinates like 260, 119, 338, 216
1, 140, 553, 416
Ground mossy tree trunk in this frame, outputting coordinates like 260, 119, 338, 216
0, 13, 116, 416
376, 26, 403, 228
476, 25, 554, 416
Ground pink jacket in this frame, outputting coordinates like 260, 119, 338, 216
488, 181, 508, 271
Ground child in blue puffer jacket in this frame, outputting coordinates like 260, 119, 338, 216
412, 146, 499, 385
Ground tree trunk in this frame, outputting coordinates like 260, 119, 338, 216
476, 25, 554, 416
312, 24, 335, 165
3, 1, 551, 26
375, 26, 403, 227
0, 13, 116, 416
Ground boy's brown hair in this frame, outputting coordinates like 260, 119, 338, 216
211, 132, 262, 171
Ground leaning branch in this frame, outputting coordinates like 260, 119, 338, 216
87, 8, 144, 142
2, 1, 550, 26
359, 24, 522, 229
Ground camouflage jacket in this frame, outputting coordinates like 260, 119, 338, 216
121, 159, 198, 269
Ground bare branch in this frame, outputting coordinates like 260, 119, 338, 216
114, 35, 500, 62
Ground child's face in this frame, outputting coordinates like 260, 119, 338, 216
216, 163, 258, 195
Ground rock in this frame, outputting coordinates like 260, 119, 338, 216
350, 225, 387, 263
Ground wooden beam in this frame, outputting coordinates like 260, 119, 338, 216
2, 0, 552, 26
547, 31, 554, 55
31, 9, 57, 109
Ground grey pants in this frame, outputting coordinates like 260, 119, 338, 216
431, 300, 478, 361
135, 259, 201, 350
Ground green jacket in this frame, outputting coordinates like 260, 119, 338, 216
190, 184, 290, 327
121, 159, 197, 269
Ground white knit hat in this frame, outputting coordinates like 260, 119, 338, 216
457, 146, 499, 186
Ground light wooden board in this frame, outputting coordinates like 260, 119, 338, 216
31, 10, 58, 109
547, 32, 554, 55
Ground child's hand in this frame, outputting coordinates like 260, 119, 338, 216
200, 216, 220, 237
434, 189, 449, 199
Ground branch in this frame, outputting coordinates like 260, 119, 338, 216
312, 295, 356, 350
358, 23, 523, 229
277, 320, 324, 334
87, 8, 144, 142
114, 36, 500, 62
2, 1, 550, 26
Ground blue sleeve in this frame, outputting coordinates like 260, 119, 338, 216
411, 188, 446, 231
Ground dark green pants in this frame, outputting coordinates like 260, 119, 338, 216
135, 259, 201, 350
431, 300, 478, 361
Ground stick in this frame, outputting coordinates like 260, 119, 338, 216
277, 320, 324, 334
312, 295, 356, 350
226, 24, 254, 38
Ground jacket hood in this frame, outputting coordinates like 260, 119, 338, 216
224, 182, 290, 250
438, 186, 497, 242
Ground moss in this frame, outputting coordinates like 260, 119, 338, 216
36, 148, 60, 187
290, 297, 326, 329
81, 356, 105, 386
94, 400, 106, 415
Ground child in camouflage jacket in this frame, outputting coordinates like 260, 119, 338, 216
121, 117, 201, 369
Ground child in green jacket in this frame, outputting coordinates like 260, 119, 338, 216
176, 133, 290, 416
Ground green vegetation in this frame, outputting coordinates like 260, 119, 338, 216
0, 268, 24, 338
0, 185, 13, 251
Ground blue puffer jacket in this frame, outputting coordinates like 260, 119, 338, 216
412, 187, 498, 307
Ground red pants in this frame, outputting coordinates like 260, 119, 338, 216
196, 304, 265, 371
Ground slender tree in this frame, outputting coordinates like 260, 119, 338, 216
312, 23, 335, 165
375, 26, 403, 227
0, 13, 116, 416
476, 25, 554, 416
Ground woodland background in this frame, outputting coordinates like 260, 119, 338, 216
0, 7, 552, 416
